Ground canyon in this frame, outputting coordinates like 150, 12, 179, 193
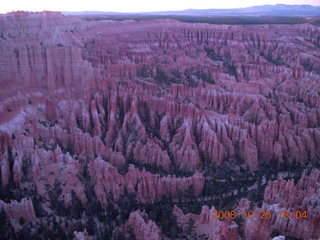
0, 11, 320, 239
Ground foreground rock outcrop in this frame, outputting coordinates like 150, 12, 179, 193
235, 169, 320, 240
173, 205, 238, 240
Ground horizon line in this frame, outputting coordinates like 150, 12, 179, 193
1, 3, 320, 15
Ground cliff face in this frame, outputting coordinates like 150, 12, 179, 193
0, 11, 319, 239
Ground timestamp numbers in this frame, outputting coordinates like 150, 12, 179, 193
241, 210, 272, 219
211, 210, 273, 220
211, 210, 237, 219
211, 210, 308, 220
278, 210, 307, 219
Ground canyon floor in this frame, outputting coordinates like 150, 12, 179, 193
0, 11, 320, 240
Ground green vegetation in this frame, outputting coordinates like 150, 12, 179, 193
79, 14, 308, 25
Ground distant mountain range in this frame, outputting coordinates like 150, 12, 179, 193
63, 4, 320, 17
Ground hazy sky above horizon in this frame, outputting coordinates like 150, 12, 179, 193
1, 0, 320, 13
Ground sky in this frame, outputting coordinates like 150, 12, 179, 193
0, 0, 320, 13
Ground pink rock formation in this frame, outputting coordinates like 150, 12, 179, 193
115, 210, 161, 240
0, 197, 36, 222
242, 211, 272, 240
1, 129, 87, 207
30, 146, 87, 206
0, 12, 319, 173
236, 169, 320, 240
73, 229, 93, 240
127, 210, 161, 240
88, 157, 204, 205
0, 198, 36, 231
173, 205, 238, 240
262, 169, 320, 239
0, 11, 319, 239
